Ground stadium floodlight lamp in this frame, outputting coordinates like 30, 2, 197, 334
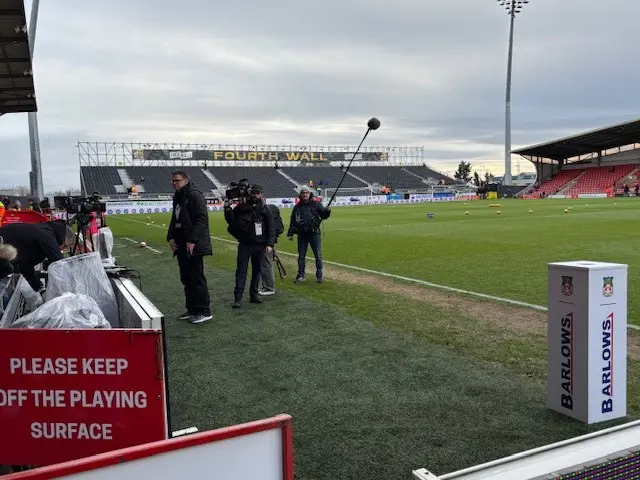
495, 0, 531, 186
497, 0, 530, 15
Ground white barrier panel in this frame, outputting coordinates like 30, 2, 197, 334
578, 193, 608, 199
412, 419, 640, 479
547, 261, 627, 424
104, 196, 476, 215
105, 201, 173, 215
5, 414, 294, 480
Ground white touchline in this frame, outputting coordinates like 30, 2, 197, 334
122, 236, 163, 254
113, 217, 640, 331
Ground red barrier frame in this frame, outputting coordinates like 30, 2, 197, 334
4, 414, 294, 480
1, 210, 52, 225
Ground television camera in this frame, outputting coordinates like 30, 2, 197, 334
59, 193, 107, 256
225, 178, 253, 201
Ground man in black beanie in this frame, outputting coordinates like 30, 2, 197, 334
224, 184, 275, 308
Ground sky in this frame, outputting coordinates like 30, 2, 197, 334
2, 0, 640, 193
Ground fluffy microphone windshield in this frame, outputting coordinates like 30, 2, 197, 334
367, 117, 381, 130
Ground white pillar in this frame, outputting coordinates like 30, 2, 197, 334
547, 261, 628, 424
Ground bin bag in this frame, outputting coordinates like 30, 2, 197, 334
11, 292, 111, 329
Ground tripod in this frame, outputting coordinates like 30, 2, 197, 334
273, 250, 287, 279
69, 214, 93, 256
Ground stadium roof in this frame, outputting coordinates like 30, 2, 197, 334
0, 0, 36, 115
512, 118, 640, 161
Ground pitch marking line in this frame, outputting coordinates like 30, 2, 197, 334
323, 208, 630, 232
114, 216, 640, 331
122, 236, 163, 254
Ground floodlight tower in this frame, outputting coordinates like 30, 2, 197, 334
27, 0, 43, 201
497, 0, 530, 186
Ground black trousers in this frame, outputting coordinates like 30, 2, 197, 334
176, 249, 210, 316
234, 243, 264, 301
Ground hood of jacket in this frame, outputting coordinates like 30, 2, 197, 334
0, 243, 17, 261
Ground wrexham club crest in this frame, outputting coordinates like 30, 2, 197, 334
561, 276, 574, 296
603, 277, 614, 297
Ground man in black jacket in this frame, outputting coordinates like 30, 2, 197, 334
258, 197, 284, 296
287, 185, 331, 283
167, 171, 213, 324
224, 184, 275, 308
0, 220, 73, 294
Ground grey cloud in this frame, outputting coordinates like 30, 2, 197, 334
1, 128, 32, 189
4, 0, 637, 192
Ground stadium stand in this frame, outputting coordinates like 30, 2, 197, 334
616, 169, 640, 194
403, 166, 457, 185
79, 165, 461, 198
81, 166, 219, 197
126, 167, 218, 195
528, 169, 584, 197
349, 166, 426, 190
81, 167, 121, 195
514, 118, 640, 197
563, 164, 637, 196
525, 162, 640, 197
280, 166, 368, 190
76, 143, 460, 198
207, 167, 299, 198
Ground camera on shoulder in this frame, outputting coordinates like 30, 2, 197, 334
225, 179, 263, 205
225, 178, 251, 201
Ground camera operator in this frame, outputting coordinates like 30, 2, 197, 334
167, 171, 213, 324
0, 220, 74, 295
287, 185, 331, 283
224, 184, 275, 308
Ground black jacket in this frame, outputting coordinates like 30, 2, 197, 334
224, 201, 276, 246
287, 199, 331, 236
0, 221, 68, 292
265, 203, 284, 243
167, 182, 212, 256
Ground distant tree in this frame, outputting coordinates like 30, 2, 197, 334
15, 185, 30, 196
454, 161, 472, 183
485, 172, 493, 184
473, 171, 481, 187
47, 188, 81, 197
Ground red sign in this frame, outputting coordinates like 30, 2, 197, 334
2, 210, 52, 224
0, 329, 168, 466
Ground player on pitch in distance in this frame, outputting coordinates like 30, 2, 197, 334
166, 170, 213, 325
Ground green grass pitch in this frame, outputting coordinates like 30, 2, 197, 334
107, 197, 640, 479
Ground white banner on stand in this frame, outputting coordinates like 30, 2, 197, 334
547, 261, 628, 424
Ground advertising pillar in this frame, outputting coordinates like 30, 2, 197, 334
547, 261, 628, 424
